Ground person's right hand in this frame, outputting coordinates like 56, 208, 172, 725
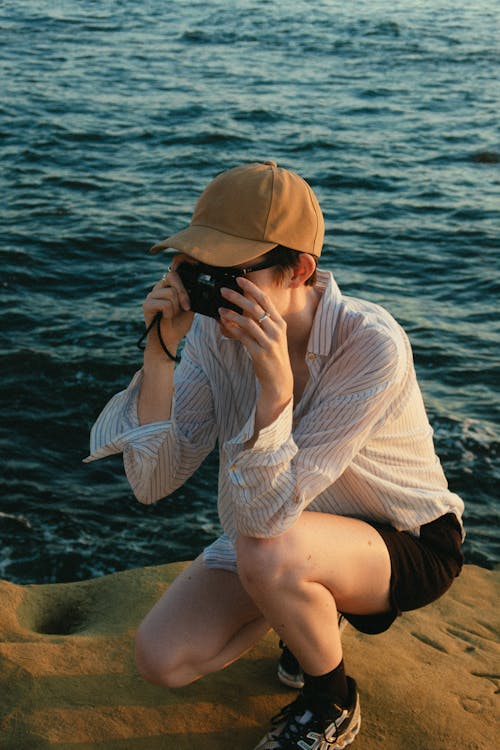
143, 255, 194, 354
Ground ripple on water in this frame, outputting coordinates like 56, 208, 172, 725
1, 0, 498, 581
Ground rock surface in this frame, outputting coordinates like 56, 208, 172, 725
0, 563, 498, 749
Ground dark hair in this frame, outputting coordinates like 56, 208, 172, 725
266, 246, 317, 287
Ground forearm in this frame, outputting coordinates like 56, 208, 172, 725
247, 390, 292, 448
217, 278, 293, 449
138, 344, 178, 425
138, 261, 194, 425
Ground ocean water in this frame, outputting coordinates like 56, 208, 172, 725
1, 0, 498, 583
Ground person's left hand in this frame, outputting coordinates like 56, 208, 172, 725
219, 277, 293, 417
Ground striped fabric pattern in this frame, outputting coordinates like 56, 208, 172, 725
85, 270, 464, 561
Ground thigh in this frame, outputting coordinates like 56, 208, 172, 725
345, 513, 464, 634
136, 554, 267, 669
276, 512, 392, 616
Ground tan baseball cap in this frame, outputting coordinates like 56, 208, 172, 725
149, 161, 324, 266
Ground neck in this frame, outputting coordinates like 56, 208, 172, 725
285, 285, 321, 359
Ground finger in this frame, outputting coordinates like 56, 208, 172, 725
144, 298, 177, 325
153, 253, 191, 307
220, 286, 262, 319
256, 310, 272, 324
218, 307, 274, 345
234, 276, 280, 317
158, 268, 191, 311
147, 285, 180, 306
220, 283, 276, 324
144, 286, 182, 321
218, 315, 266, 354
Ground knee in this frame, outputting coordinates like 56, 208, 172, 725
236, 534, 296, 593
134, 622, 189, 689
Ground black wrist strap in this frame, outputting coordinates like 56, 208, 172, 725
136, 312, 181, 363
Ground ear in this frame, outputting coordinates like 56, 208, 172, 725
288, 253, 316, 288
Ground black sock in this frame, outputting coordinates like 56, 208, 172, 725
303, 659, 349, 708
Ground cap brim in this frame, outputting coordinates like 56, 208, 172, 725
149, 224, 277, 267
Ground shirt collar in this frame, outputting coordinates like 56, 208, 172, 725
307, 269, 342, 357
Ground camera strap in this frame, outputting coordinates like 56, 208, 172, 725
136, 312, 181, 363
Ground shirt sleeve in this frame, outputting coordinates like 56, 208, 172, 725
225, 323, 408, 537
84, 325, 218, 505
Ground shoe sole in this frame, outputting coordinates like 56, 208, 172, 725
326, 689, 361, 750
254, 715, 361, 750
277, 663, 304, 689
330, 716, 361, 749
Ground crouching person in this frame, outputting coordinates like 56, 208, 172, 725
86, 161, 464, 749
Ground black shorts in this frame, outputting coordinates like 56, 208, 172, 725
343, 513, 464, 635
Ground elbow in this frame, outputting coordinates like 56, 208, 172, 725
123, 452, 167, 505
129, 476, 166, 506
134, 488, 158, 506
131, 474, 180, 505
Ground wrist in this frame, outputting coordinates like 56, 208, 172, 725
140, 315, 181, 363
259, 379, 293, 408
143, 352, 176, 378
256, 391, 292, 423
147, 330, 180, 353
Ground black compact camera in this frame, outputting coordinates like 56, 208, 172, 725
176, 262, 243, 319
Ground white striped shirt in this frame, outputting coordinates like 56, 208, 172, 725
85, 270, 464, 554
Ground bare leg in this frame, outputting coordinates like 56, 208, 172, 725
134, 554, 269, 688
237, 512, 391, 676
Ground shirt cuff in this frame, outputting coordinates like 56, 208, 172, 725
83, 420, 174, 462
83, 369, 174, 462
252, 398, 294, 451
226, 398, 293, 452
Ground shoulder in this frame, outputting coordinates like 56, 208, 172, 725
312, 271, 411, 383
333, 295, 411, 384
316, 269, 406, 349
339, 294, 405, 339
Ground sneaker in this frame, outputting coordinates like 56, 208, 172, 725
253, 676, 360, 749
277, 641, 304, 689
277, 615, 347, 690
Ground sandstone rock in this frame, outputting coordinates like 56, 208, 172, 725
0, 564, 498, 749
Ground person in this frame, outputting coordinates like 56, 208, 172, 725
85, 161, 464, 749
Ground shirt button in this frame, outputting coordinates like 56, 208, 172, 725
229, 464, 236, 471
307, 353, 316, 361
294, 493, 300, 504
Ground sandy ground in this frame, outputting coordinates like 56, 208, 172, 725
0, 563, 498, 749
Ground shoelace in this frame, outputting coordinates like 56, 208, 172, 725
270, 694, 341, 745
269, 694, 308, 737
271, 695, 308, 724
271, 696, 322, 743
